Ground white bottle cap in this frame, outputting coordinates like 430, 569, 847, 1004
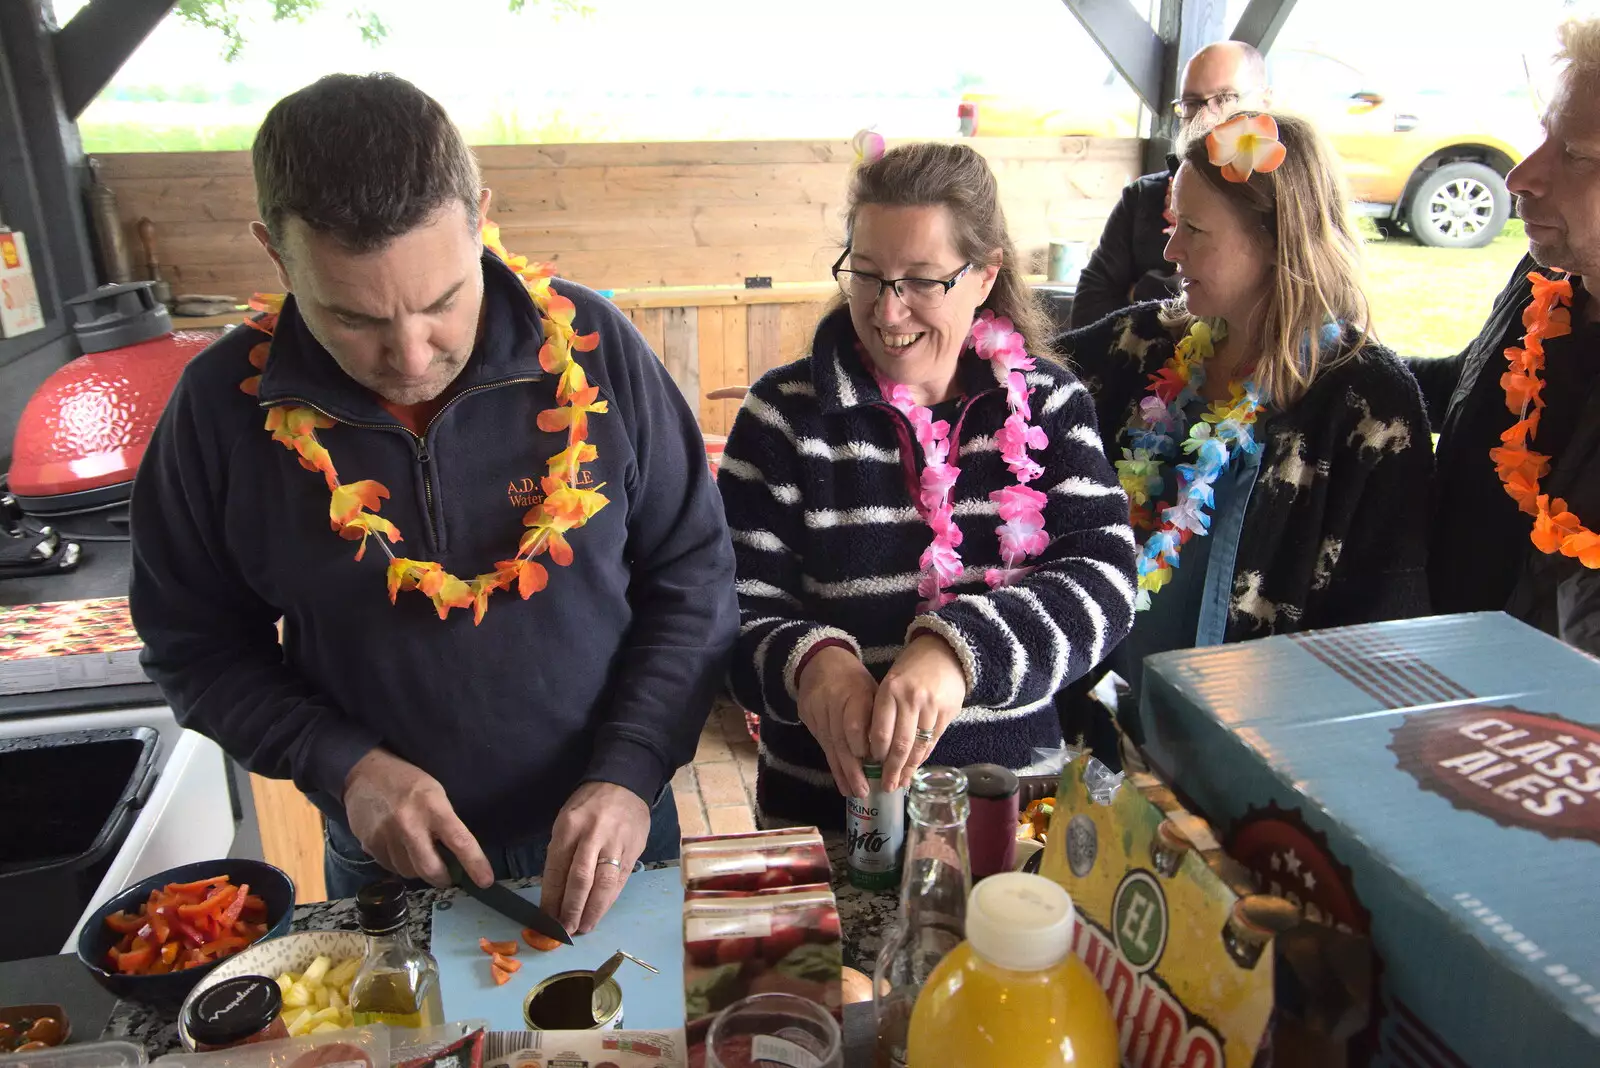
964, 872, 1076, 972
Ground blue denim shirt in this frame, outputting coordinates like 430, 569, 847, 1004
1110, 402, 1263, 701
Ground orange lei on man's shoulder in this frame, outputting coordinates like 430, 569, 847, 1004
237, 219, 611, 622
1489, 271, 1600, 568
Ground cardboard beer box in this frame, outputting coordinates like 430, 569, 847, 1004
1041, 755, 1368, 1068
1138, 612, 1600, 1067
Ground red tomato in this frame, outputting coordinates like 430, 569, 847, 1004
754, 868, 791, 890
686, 940, 720, 967
762, 924, 806, 964
814, 910, 841, 942
714, 937, 759, 965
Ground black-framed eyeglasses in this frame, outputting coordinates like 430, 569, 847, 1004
1171, 90, 1242, 121
832, 248, 974, 309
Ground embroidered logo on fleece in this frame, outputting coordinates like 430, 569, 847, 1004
507, 469, 594, 508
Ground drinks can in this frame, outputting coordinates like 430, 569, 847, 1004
847, 764, 906, 891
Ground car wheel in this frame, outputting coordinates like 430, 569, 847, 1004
1373, 218, 1406, 240
1406, 162, 1510, 249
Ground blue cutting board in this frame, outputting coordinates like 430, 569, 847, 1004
429, 867, 685, 1031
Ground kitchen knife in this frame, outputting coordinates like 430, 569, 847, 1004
445, 859, 574, 946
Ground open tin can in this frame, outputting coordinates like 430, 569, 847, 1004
522, 970, 623, 1031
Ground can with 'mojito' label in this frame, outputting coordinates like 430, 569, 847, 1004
846, 763, 905, 891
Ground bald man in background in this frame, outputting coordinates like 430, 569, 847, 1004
1069, 41, 1271, 329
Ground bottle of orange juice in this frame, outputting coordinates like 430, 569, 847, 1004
905, 872, 1119, 1068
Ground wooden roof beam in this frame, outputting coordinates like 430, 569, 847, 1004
53, 0, 176, 120
1058, 0, 1168, 114
1230, 0, 1301, 54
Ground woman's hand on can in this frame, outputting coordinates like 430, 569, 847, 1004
796, 646, 878, 798
872, 635, 968, 791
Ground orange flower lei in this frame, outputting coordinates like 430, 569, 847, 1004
238, 220, 612, 622
1489, 271, 1600, 568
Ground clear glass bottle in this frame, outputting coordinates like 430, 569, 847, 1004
872, 766, 971, 1068
349, 879, 445, 1030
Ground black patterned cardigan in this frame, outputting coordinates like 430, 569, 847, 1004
1056, 302, 1436, 640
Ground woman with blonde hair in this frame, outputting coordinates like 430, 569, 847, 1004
718, 142, 1137, 827
1060, 111, 1433, 735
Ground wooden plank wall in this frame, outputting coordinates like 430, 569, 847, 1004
93, 137, 1141, 299
618, 289, 832, 435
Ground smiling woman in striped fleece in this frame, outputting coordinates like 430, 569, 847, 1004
717, 143, 1138, 829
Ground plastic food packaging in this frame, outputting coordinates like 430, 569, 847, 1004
1081, 758, 1124, 806
480, 1030, 684, 1068
389, 1022, 489, 1064
153, 1026, 388, 1068
393, 1029, 483, 1068
0, 1042, 147, 1068
682, 884, 842, 1063
679, 829, 829, 893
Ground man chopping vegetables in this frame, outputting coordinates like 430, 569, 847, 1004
128, 73, 738, 931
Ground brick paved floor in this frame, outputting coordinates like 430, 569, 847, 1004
675, 697, 758, 837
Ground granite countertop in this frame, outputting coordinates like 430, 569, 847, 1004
105, 835, 900, 1057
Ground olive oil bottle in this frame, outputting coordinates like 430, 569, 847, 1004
349, 880, 444, 1029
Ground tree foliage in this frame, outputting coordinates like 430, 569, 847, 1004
174, 0, 590, 61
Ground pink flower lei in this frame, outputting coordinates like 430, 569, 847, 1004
874, 310, 1051, 610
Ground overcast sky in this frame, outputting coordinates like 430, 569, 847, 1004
50, 0, 1598, 137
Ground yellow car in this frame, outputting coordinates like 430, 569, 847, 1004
1269, 49, 1539, 248
958, 91, 1139, 140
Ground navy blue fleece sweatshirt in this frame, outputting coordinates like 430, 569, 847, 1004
129, 252, 738, 844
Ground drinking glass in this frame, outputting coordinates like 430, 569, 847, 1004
705, 993, 843, 1068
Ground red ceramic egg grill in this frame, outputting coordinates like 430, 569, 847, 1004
8, 284, 213, 513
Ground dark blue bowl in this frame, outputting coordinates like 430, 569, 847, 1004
76, 859, 295, 1008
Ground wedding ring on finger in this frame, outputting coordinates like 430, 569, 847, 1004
597, 857, 623, 871
914, 728, 936, 743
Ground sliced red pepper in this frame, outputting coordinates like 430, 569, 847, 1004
490, 963, 512, 986
166, 875, 229, 895
522, 928, 561, 952
114, 941, 155, 974
240, 895, 268, 920
219, 883, 249, 931
104, 911, 145, 936
491, 952, 521, 973
173, 916, 210, 947
479, 938, 519, 956
199, 935, 248, 958
177, 901, 215, 920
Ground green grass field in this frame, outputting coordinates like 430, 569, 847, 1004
1362, 219, 1527, 360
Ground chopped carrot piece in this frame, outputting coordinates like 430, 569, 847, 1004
490, 963, 513, 986
492, 952, 522, 973
479, 937, 519, 956
522, 927, 561, 952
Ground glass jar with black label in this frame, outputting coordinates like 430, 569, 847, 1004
184, 974, 289, 1051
